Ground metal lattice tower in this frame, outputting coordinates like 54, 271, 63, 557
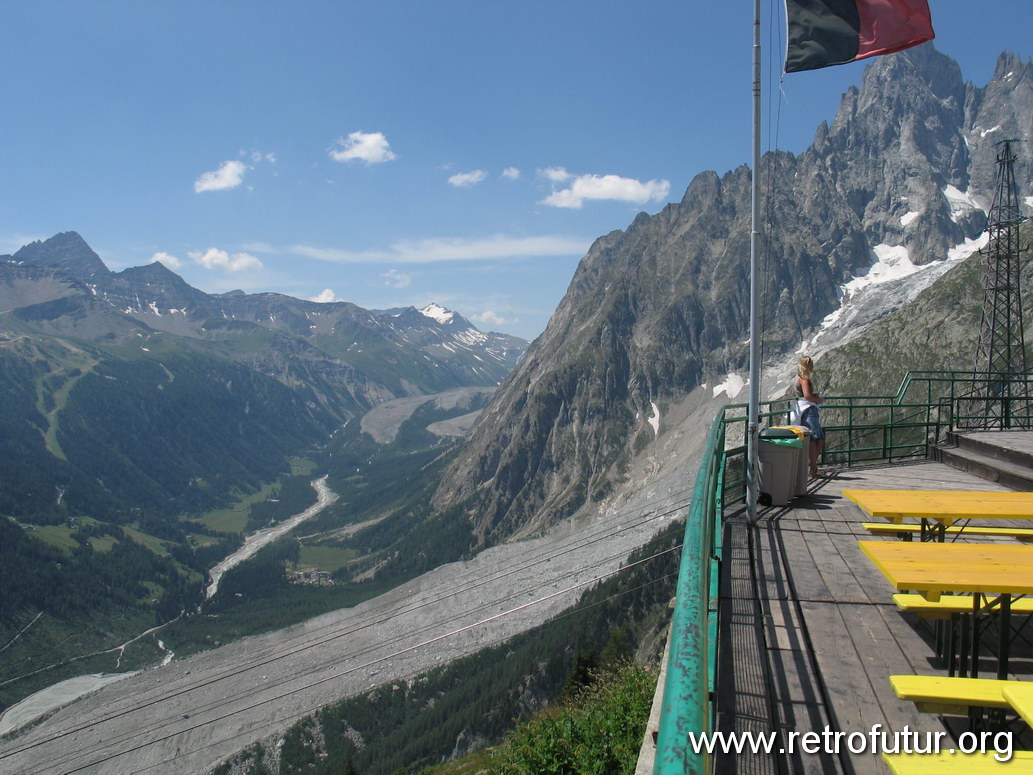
973, 138, 1030, 427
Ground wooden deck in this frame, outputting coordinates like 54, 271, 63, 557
715, 458, 1033, 775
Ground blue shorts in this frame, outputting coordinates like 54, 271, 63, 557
801, 406, 824, 440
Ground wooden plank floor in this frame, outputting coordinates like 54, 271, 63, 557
715, 457, 1033, 775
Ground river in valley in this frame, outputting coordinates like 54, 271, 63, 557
0, 476, 338, 737
204, 475, 337, 600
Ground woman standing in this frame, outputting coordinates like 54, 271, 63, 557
795, 356, 825, 477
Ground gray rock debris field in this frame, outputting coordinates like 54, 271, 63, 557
0, 416, 700, 775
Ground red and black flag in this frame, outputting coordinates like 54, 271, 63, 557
785, 0, 934, 73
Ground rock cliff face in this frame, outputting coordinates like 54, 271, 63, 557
432, 45, 1033, 544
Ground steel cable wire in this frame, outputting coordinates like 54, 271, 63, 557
50, 547, 683, 775
26, 533, 679, 773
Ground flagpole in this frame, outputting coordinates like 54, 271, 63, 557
746, 0, 762, 523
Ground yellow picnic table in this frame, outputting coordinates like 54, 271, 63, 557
844, 489, 1033, 541
860, 540, 1033, 680
1002, 682, 1033, 726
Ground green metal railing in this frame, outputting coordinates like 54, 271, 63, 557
654, 408, 726, 775
652, 371, 1033, 774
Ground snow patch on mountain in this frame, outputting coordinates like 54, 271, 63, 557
845, 244, 920, 293
943, 185, 986, 223
799, 234, 986, 356
420, 303, 455, 325
454, 328, 488, 346
713, 373, 746, 400
949, 234, 989, 261
766, 233, 988, 398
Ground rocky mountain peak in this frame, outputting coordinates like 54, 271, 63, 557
415, 303, 490, 338
955, 56, 1033, 219
994, 50, 1033, 82
861, 41, 965, 105
12, 231, 109, 280
119, 260, 180, 282
106, 261, 207, 311
429, 44, 1033, 546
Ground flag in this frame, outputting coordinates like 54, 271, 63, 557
785, 0, 934, 73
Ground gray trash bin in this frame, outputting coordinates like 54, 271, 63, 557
772, 425, 812, 495
758, 428, 803, 506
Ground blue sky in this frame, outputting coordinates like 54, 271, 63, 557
1, 1, 1030, 340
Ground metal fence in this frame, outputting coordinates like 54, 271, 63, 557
652, 370, 1033, 775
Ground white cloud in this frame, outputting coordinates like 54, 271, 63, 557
383, 268, 412, 288
448, 170, 488, 187
502, 167, 521, 180
310, 289, 341, 303
473, 310, 516, 328
539, 166, 573, 183
188, 248, 263, 272
150, 251, 182, 270
194, 160, 248, 193
285, 234, 590, 264
329, 131, 397, 164
541, 173, 671, 209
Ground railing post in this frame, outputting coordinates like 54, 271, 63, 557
884, 409, 891, 461
847, 400, 854, 468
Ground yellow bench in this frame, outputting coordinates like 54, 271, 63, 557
893, 593, 1033, 620
862, 522, 1033, 542
888, 674, 1014, 714
883, 750, 1033, 774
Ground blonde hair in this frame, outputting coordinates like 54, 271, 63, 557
797, 356, 814, 381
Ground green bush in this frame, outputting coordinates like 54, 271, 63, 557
491, 663, 655, 775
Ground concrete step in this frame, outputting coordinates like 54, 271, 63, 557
936, 442, 1033, 491
951, 430, 1033, 471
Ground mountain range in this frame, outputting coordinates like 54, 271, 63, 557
3, 232, 524, 406
0, 234, 528, 707
5, 44, 1029, 559
0, 231, 525, 523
